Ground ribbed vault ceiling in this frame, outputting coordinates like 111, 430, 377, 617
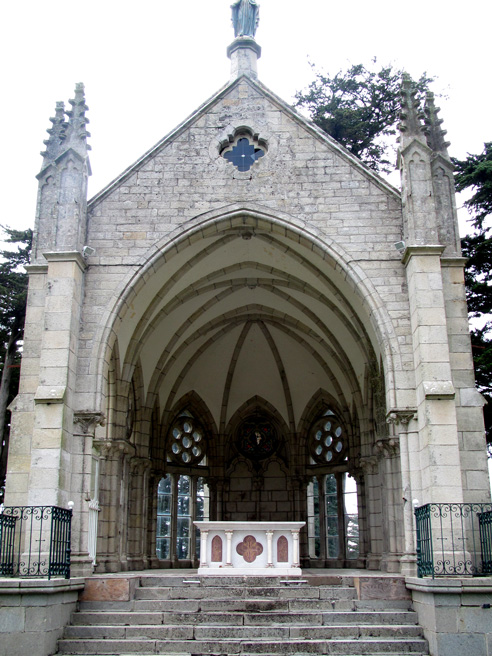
113, 220, 380, 432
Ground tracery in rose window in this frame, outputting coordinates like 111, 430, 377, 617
236, 416, 278, 460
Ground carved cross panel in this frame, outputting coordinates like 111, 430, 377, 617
236, 534, 264, 563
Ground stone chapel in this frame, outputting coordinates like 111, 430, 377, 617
4, 10, 490, 583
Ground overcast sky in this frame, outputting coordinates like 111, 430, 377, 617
1, 0, 490, 233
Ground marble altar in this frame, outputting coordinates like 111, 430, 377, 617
194, 521, 305, 576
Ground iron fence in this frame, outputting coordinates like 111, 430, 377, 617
0, 506, 72, 579
415, 503, 492, 578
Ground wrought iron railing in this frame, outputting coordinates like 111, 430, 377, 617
415, 503, 492, 578
0, 506, 72, 579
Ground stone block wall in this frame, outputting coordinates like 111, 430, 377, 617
407, 578, 492, 656
0, 578, 84, 656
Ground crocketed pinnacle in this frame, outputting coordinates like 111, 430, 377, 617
424, 92, 451, 161
65, 82, 91, 156
40, 101, 68, 168
398, 73, 426, 147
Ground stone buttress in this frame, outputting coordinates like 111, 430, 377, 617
6, 84, 96, 574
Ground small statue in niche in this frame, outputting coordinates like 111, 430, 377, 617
231, 0, 260, 38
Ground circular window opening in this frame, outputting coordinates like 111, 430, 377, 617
308, 411, 346, 465
167, 414, 206, 466
236, 415, 278, 460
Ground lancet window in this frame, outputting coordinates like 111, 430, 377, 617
156, 474, 209, 561
306, 408, 360, 563
156, 409, 210, 562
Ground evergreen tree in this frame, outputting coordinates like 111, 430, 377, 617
295, 60, 433, 174
454, 144, 492, 450
297, 62, 490, 450
0, 227, 32, 504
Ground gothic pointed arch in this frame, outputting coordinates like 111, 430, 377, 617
91, 205, 406, 423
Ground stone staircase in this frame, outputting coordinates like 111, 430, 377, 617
56, 574, 429, 655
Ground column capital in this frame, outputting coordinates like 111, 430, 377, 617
386, 409, 417, 427
359, 455, 379, 474
95, 439, 135, 459
374, 436, 400, 458
74, 411, 105, 436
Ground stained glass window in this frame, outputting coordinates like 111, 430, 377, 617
223, 137, 265, 172
236, 416, 278, 460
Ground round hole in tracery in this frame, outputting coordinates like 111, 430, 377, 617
183, 422, 192, 433
172, 443, 181, 454
324, 421, 332, 431
182, 452, 191, 463
192, 446, 201, 457
182, 436, 192, 449
315, 430, 322, 441
326, 452, 333, 462
173, 428, 181, 439
335, 426, 342, 437
325, 436, 333, 447
315, 445, 323, 456
335, 441, 343, 452
193, 431, 202, 442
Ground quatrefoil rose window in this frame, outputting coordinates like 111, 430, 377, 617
221, 131, 267, 172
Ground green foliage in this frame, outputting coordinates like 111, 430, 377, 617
454, 144, 492, 450
0, 226, 32, 504
454, 143, 492, 231
0, 227, 32, 359
295, 60, 434, 174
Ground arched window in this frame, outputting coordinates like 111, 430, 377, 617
306, 408, 360, 563
156, 410, 210, 562
307, 473, 359, 562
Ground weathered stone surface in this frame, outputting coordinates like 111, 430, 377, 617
79, 577, 134, 602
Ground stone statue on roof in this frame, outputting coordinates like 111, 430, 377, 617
231, 0, 260, 38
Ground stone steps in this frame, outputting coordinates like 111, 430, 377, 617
130, 598, 358, 612
64, 624, 424, 640
135, 585, 355, 600
57, 638, 428, 654
55, 576, 428, 656
72, 610, 419, 627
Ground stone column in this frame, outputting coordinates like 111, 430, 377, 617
359, 456, 381, 570
387, 410, 418, 576
71, 411, 105, 576
225, 530, 234, 567
200, 530, 209, 568
25, 253, 87, 512
4, 265, 48, 507
127, 457, 151, 570
398, 78, 467, 507
291, 529, 300, 568
375, 436, 402, 573
266, 530, 274, 567
403, 246, 464, 504
95, 440, 135, 573
441, 257, 490, 502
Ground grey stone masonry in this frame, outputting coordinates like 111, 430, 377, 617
4, 40, 490, 585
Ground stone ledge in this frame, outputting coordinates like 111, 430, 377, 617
0, 577, 85, 595
406, 576, 492, 594
34, 385, 66, 404
422, 380, 455, 400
